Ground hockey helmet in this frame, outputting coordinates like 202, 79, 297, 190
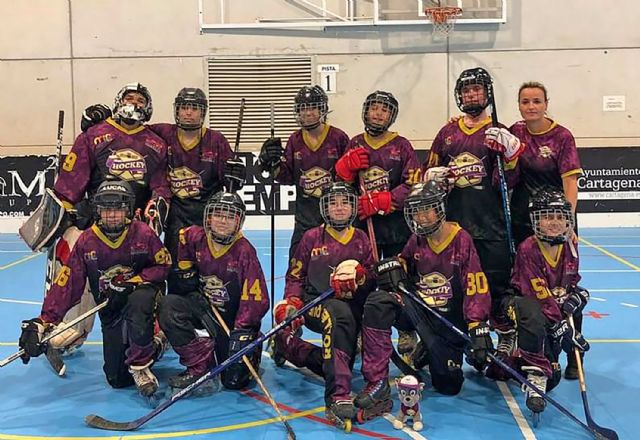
113, 82, 153, 124
93, 180, 135, 236
320, 182, 358, 231
294, 85, 329, 130
362, 90, 399, 137
529, 186, 574, 245
454, 68, 493, 117
404, 181, 447, 237
204, 191, 246, 245
174, 87, 208, 130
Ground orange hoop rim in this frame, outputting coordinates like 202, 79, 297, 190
424, 6, 463, 24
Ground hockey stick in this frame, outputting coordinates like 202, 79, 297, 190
0, 299, 108, 368
398, 284, 617, 440
270, 102, 276, 327
568, 315, 619, 440
85, 288, 335, 431
226, 98, 246, 193
209, 305, 296, 440
487, 85, 516, 261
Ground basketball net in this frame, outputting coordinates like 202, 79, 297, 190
425, 6, 463, 36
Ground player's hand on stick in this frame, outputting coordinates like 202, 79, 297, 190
19, 318, 49, 363
335, 147, 369, 182
374, 257, 407, 293
144, 197, 169, 236
562, 285, 589, 316
330, 259, 366, 300
551, 319, 590, 353
274, 297, 304, 332
358, 190, 392, 220
81, 104, 112, 132
223, 158, 247, 191
258, 137, 283, 172
468, 322, 493, 371
484, 127, 524, 161
423, 166, 455, 191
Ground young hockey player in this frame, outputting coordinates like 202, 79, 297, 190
158, 191, 269, 393
272, 182, 376, 430
334, 90, 421, 358
360, 182, 492, 406
18, 180, 171, 398
258, 85, 350, 257
486, 187, 590, 419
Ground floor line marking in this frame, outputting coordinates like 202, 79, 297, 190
590, 297, 606, 302
0, 298, 42, 305
579, 237, 640, 272
382, 414, 428, 440
496, 381, 537, 440
0, 253, 41, 271
581, 269, 636, 273
590, 289, 640, 292
620, 303, 639, 308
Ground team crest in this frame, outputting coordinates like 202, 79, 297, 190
551, 286, 567, 304
98, 265, 134, 294
299, 167, 332, 198
169, 166, 203, 198
445, 136, 453, 145
200, 274, 230, 305
450, 152, 486, 188
362, 166, 390, 192
538, 146, 552, 158
416, 272, 453, 307
106, 149, 147, 181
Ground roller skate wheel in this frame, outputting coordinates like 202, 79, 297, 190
343, 418, 352, 433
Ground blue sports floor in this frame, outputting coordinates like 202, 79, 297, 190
0, 228, 637, 439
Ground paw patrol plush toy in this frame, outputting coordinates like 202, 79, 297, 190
393, 375, 424, 431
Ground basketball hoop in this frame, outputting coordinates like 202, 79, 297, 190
425, 6, 463, 36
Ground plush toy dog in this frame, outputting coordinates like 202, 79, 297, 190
393, 375, 425, 431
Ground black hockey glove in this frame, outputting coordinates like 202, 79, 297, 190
168, 266, 200, 296
550, 319, 590, 353
467, 322, 493, 371
374, 258, 407, 293
19, 317, 48, 363
102, 274, 137, 320
223, 158, 247, 192
258, 137, 283, 172
223, 328, 260, 390
562, 285, 589, 317
81, 104, 112, 132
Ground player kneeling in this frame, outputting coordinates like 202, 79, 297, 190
360, 181, 492, 404
158, 191, 269, 395
486, 187, 590, 423
18, 181, 171, 399
273, 182, 376, 431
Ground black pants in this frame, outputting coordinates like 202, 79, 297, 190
473, 239, 512, 325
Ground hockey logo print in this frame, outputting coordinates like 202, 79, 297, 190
450, 152, 486, 188
169, 166, 203, 199
106, 149, 147, 181
299, 166, 331, 198
200, 274, 230, 306
416, 272, 453, 309
361, 166, 390, 192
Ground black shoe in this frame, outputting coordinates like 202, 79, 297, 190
564, 365, 579, 380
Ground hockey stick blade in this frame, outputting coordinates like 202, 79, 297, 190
85, 288, 335, 431
397, 285, 616, 440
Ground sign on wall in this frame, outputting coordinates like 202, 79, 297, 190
0, 156, 56, 218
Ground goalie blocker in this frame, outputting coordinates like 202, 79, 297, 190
19, 189, 71, 252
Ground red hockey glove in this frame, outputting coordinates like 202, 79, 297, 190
358, 191, 392, 220
274, 296, 305, 332
335, 147, 369, 182
330, 259, 367, 300
484, 127, 524, 161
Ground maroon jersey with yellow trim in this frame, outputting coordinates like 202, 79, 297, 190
400, 223, 491, 331
53, 118, 170, 212
347, 132, 421, 246
285, 225, 375, 300
424, 118, 512, 241
276, 125, 350, 232
511, 236, 581, 323
41, 221, 171, 324
177, 226, 269, 330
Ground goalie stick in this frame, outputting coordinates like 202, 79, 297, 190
398, 284, 618, 440
85, 288, 335, 431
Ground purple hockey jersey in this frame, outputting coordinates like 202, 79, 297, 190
41, 221, 171, 324
177, 226, 269, 330
511, 236, 581, 323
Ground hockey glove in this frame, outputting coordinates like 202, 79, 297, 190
102, 274, 137, 318
335, 147, 369, 182
467, 321, 493, 371
274, 296, 304, 332
144, 196, 169, 236
374, 257, 407, 293
224, 328, 260, 390
258, 137, 283, 172
484, 127, 524, 161
223, 158, 247, 192
168, 266, 200, 295
562, 285, 589, 317
330, 259, 366, 300
423, 166, 455, 191
19, 317, 48, 363
358, 190, 393, 220
81, 104, 112, 132
550, 319, 590, 353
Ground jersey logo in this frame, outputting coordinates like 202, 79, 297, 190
310, 245, 330, 258
169, 166, 203, 198
200, 274, 230, 306
98, 265, 134, 294
299, 167, 332, 198
93, 133, 114, 145
416, 272, 453, 307
145, 138, 164, 154
538, 146, 552, 158
450, 152, 486, 188
551, 286, 567, 304
362, 166, 390, 192
106, 148, 147, 181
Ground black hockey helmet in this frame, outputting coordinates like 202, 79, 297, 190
294, 85, 329, 130
320, 182, 358, 231
529, 186, 574, 245
204, 191, 246, 245
113, 82, 153, 124
362, 90, 399, 136
404, 181, 447, 237
93, 180, 135, 235
174, 87, 208, 130
454, 67, 493, 117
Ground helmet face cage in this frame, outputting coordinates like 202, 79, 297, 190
529, 188, 574, 245
404, 182, 446, 237
174, 88, 208, 130
320, 184, 357, 230
113, 82, 153, 124
93, 182, 134, 235
203, 193, 246, 245
454, 68, 492, 117
294, 86, 329, 130
362, 91, 399, 136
